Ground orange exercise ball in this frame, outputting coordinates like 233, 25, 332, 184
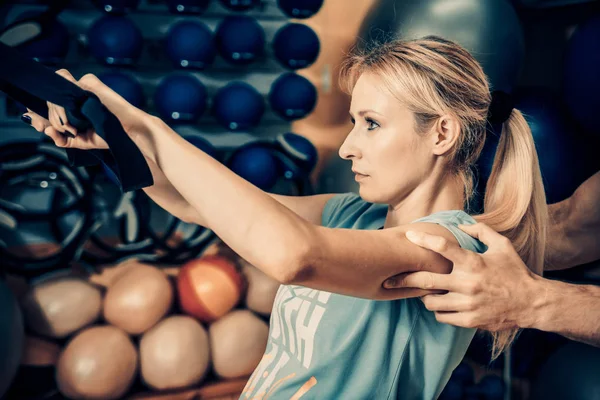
177, 255, 244, 322
20, 277, 102, 338
56, 325, 138, 400
103, 262, 173, 334
139, 315, 210, 391
209, 310, 269, 379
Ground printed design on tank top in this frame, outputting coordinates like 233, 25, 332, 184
241, 284, 332, 399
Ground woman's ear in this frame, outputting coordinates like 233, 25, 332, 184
431, 114, 460, 156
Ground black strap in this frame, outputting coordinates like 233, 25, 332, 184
0, 42, 153, 192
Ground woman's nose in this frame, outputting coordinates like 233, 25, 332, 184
338, 133, 361, 160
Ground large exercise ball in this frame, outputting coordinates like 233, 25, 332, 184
564, 14, 600, 135
88, 15, 143, 65
165, 20, 215, 69
477, 88, 587, 204
56, 326, 138, 399
154, 74, 207, 123
215, 16, 265, 65
530, 342, 600, 400
359, 0, 525, 94
273, 23, 320, 70
213, 82, 265, 131
269, 73, 317, 121
0, 279, 25, 398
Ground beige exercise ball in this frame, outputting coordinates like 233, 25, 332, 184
103, 263, 173, 334
140, 315, 210, 390
241, 260, 280, 315
21, 277, 102, 339
56, 325, 138, 400
209, 310, 269, 379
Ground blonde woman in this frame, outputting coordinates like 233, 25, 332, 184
25, 36, 547, 399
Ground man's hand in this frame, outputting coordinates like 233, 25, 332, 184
384, 223, 539, 331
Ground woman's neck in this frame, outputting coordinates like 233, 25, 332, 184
383, 174, 465, 228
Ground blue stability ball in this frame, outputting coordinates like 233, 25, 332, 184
154, 74, 207, 123
273, 23, 320, 70
97, 71, 145, 109
229, 144, 279, 190
564, 15, 600, 135
0, 279, 25, 399
166, 0, 211, 14
184, 135, 218, 159
478, 88, 585, 204
359, 0, 525, 94
219, 0, 260, 12
88, 15, 143, 65
13, 12, 70, 64
277, 0, 324, 19
166, 20, 215, 69
213, 82, 265, 131
276, 132, 318, 176
215, 16, 265, 65
269, 73, 317, 121
93, 0, 140, 13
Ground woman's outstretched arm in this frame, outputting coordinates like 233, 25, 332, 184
41, 72, 459, 300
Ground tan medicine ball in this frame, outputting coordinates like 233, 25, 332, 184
241, 260, 280, 315
103, 263, 173, 335
209, 310, 269, 379
56, 325, 138, 400
21, 277, 102, 339
140, 315, 210, 391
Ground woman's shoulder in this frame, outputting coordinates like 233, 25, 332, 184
412, 210, 486, 254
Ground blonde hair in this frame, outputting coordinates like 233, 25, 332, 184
340, 36, 548, 360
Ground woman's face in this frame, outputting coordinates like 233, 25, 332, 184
339, 72, 434, 205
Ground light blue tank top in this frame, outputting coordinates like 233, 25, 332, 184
241, 193, 486, 400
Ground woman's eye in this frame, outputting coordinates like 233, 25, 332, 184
350, 117, 355, 125
366, 119, 379, 131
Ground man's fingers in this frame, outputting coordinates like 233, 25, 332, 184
405, 230, 468, 263
458, 222, 509, 248
384, 271, 455, 291
433, 311, 480, 329
420, 293, 473, 312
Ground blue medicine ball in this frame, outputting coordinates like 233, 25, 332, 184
154, 74, 207, 123
12, 11, 69, 64
269, 73, 317, 121
213, 82, 265, 131
88, 15, 143, 65
165, 0, 211, 14
228, 144, 279, 190
93, 0, 140, 13
184, 135, 218, 159
564, 14, 600, 135
0, 279, 25, 399
277, 0, 324, 19
276, 132, 318, 177
219, 0, 260, 12
97, 71, 145, 109
215, 16, 265, 65
273, 23, 320, 70
166, 20, 215, 69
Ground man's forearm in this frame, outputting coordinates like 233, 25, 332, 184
524, 276, 600, 347
546, 171, 600, 270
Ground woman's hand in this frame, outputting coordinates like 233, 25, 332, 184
23, 69, 151, 150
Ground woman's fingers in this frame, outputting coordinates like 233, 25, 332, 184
24, 109, 51, 133
43, 125, 70, 148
